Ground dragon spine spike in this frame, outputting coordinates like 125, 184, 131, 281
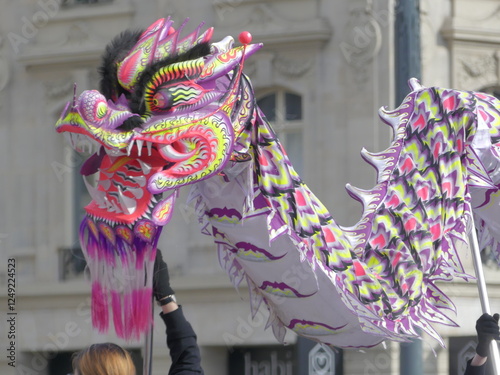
378, 106, 403, 132
344, 184, 380, 216
210, 36, 234, 54
157, 17, 174, 40
72, 83, 77, 108
408, 77, 424, 91
360, 147, 393, 178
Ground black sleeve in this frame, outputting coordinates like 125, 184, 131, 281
160, 306, 204, 375
464, 358, 486, 375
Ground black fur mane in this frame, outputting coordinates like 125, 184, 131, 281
98, 29, 144, 101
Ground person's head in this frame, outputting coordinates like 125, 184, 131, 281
72, 343, 136, 375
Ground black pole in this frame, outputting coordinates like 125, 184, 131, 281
395, 0, 421, 105
395, 1, 423, 375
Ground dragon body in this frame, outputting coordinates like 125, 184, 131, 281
56, 18, 500, 347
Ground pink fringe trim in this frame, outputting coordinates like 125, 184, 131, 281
91, 282, 109, 333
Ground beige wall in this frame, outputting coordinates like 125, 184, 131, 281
0, 0, 499, 374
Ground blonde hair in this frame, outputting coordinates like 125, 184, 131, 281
72, 343, 136, 375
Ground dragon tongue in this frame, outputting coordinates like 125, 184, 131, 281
81, 147, 106, 176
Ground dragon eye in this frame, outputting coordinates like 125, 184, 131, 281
79, 91, 109, 125
152, 91, 171, 111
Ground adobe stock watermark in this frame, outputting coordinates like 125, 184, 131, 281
15, 268, 139, 374
51, 145, 86, 183
7, 0, 60, 54
222, 260, 313, 350
340, 6, 393, 67
363, 349, 393, 375
213, 0, 243, 22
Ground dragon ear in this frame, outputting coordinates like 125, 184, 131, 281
117, 18, 216, 93
116, 20, 165, 92
199, 42, 262, 82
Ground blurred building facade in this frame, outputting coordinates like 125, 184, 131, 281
0, 0, 499, 374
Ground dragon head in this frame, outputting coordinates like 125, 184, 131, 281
55, 18, 262, 339
56, 18, 261, 218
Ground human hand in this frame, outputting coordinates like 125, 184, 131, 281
475, 313, 500, 358
152, 249, 175, 304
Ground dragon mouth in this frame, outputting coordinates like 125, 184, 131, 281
61, 112, 232, 224
76, 142, 168, 224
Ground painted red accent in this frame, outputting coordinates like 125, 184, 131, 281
430, 223, 441, 241
259, 153, 268, 166
417, 186, 429, 200
371, 234, 386, 248
413, 114, 426, 131
401, 282, 408, 294
442, 181, 452, 196
401, 157, 414, 174
404, 218, 417, 232
323, 228, 336, 243
433, 142, 441, 160
387, 194, 400, 207
238, 31, 252, 45
443, 96, 455, 111
295, 190, 306, 206
392, 252, 402, 268
353, 261, 366, 277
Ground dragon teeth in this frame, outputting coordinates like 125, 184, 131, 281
127, 139, 135, 156
83, 176, 107, 208
136, 139, 144, 156
117, 186, 137, 215
64, 132, 100, 154
138, 159, 152, 175
133, 175, 147, 187
128, 187, 144, 199
146, 141, 153, 156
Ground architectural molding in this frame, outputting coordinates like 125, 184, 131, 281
456, 52, 497, 90
53, 0, 133, 23
0, 34, 8, 93
273, 54, 313, 78
18, 21, 104, 68
214, 3, 331, 47
341, 3, 382, 68
16, 1, 134, 69
44, 77, 74, 100
442, 1, 500, 89
442, 21, 500, 45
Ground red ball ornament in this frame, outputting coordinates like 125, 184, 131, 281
238, 31, 252, 45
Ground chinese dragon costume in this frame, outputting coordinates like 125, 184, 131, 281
55, 18, 500, 348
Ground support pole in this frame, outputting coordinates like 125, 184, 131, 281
143, 300, 154, 375
395, 1, 422, 374
469, 227, 500, 374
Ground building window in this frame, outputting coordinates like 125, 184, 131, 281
58, 149, 92, 281
257, 90, 304, 175
59, 246, 87, 281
